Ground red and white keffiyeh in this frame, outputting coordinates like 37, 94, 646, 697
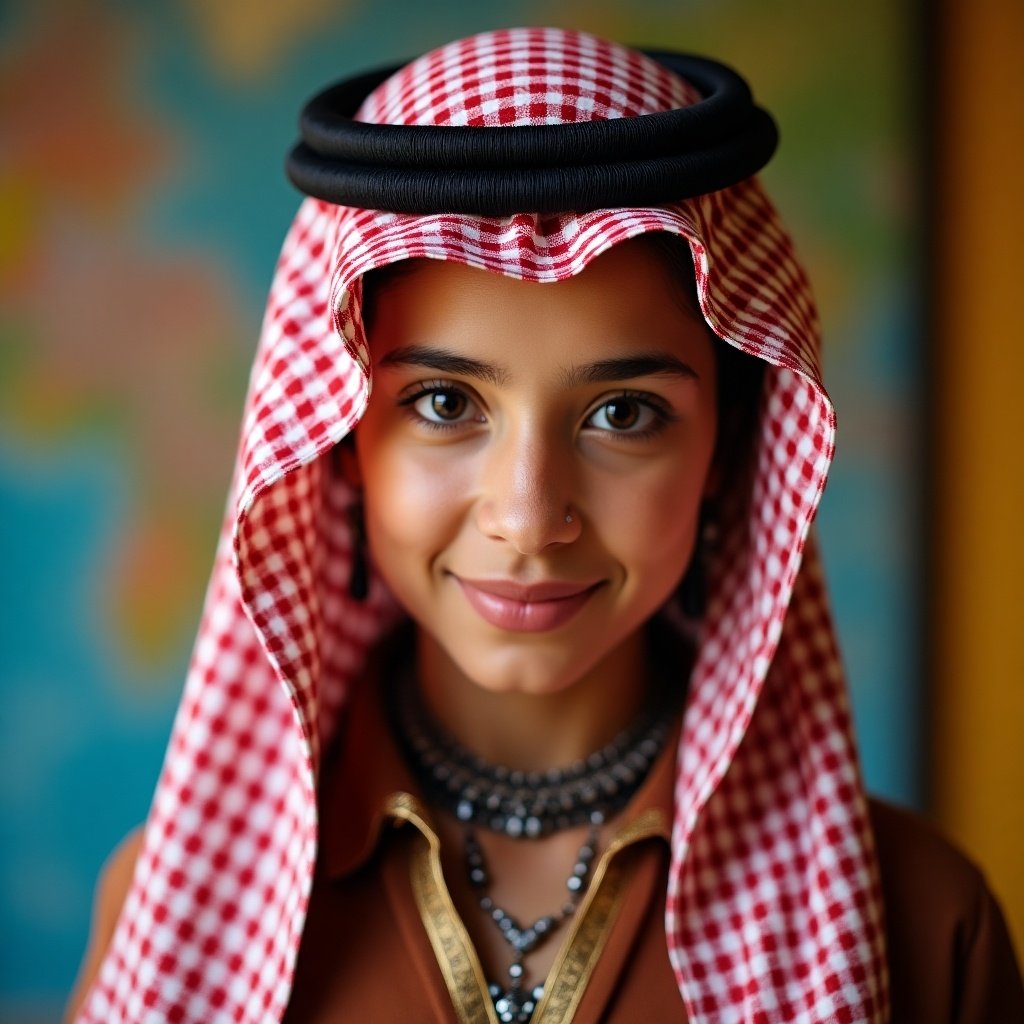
78, 28, 888, 1024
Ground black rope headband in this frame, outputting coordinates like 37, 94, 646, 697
286, 52, 778, 216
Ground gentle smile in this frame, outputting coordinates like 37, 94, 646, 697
454, 576, 605, 632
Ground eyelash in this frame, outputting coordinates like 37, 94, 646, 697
585, 390, 677, 441
397, 381, 677, 439
398, 380, 484, 432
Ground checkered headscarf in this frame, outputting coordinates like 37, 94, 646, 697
79, 28, 888, 1024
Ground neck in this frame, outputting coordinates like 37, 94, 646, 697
414, 627, 656, 772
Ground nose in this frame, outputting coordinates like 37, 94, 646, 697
475, 427, 581, 554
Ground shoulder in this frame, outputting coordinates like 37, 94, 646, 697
95, 827, 144, 921
867, 797, 1024, 1023
64, 827, 144, 1023
868, 796, 986, 901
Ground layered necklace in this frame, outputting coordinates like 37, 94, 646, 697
393, 666, 680, 1024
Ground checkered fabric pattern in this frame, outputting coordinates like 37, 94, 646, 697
78, 28, 888, 1023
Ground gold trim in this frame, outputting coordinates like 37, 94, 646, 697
532, 808, 669, 1024
391, 794, 668, 1024
606, 808, 669, 850
532, 857, 626, 1023
391, 794, 499, 1024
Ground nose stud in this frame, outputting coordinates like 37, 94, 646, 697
565, 510, 574, 525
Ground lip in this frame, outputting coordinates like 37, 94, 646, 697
454, 576, 604, 633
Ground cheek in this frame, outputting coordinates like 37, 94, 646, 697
626, 473, 704, 577
601, 444, 714, 592
359, 442, 474, 574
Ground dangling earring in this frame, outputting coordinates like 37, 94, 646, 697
348, 499, 369, 601
677, 503, 716, 619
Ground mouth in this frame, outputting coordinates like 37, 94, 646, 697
453, 575, 605, 633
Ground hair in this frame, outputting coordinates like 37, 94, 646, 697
636, 233, 764, 499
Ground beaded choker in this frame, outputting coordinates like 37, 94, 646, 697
393, 671, 678, 839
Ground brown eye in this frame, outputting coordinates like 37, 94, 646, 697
601, 398, 640, 430
585, 394, 668, 437
407, 386, 481, 426
430, 391, 467, 420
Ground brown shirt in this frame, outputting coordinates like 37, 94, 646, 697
284, 670, 682, 1024
283, 674, 1024, 1023
870, 799, 1024, 1022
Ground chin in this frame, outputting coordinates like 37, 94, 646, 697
452, 640, 601, 699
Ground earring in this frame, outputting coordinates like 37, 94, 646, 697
347, 499, 369, 601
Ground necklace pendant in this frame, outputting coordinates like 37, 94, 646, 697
491, 982, 544, 1024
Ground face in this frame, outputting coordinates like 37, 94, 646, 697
353, 237, 718, 700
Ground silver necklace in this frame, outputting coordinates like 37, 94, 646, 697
467, 815, 602, 1023
393, 672, 675, 839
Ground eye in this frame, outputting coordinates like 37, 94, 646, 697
586, 395, 665, 435
400, 383, 485, 429
416, 390, 469, 422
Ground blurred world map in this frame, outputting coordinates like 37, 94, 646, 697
0, 0, 918, 1016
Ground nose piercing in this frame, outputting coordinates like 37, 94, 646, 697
565, 510, 574, 524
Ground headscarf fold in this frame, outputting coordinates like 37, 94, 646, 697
79, 28, 888, 1024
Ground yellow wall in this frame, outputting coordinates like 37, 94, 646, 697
933, 0, 1024, 959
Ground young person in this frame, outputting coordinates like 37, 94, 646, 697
68, 28, 1022, 1024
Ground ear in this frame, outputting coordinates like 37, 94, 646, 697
329, 435, 363, 486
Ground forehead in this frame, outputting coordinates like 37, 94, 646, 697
364, 237, 713, 375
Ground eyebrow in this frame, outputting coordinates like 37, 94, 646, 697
377, 345, 698, 388
378, 345, 510, 386
559, 354, 699, 388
